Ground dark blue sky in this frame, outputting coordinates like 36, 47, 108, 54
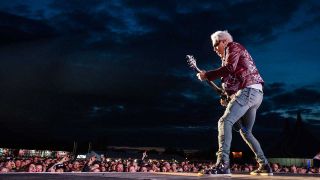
0, 0, 319, 151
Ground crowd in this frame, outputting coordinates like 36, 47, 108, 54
0, 154, 319, 174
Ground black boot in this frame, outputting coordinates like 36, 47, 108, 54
203, 161, 231, 176
250, 163, 273, 176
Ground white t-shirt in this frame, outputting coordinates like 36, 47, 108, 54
247, 83, 263, 92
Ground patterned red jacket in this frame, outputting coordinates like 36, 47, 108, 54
205, 42, 264, 96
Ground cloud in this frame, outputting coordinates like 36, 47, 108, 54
258, 85, 320, 123
272, 87, 320, 107
0, 11, 56, 45
263, 82, 287, 97
1, 0, 312, 46
289, 0, 320, 32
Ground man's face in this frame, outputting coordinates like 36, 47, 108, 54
21, 161, 26, 167
162, 166, 167, 172
90, 156, 96, 162
183, 165, 188, 171
35, 165, 43, 172
28, 164, 36, 172
73, 162, 80, 169
129, 165, 136, 172
15, 160, 21, 167
141, 167, 148, 172
101, 166, 106, 172
164, 163, 170, 169
213, 40, 225, 58
116, 164, 123, 172
5, 161, 13, 169
272, 164, 278, 170
45, 159, 52, 164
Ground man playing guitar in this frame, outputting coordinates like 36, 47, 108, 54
190, 30, 272, 176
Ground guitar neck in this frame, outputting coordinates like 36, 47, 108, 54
194, 67, 223, 95
206, 80, 223, 94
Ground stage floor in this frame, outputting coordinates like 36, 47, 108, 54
1, 172, 320, 180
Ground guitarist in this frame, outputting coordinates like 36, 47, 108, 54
197, 30, 272, 176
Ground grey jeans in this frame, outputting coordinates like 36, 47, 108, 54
216, 87, 268, 165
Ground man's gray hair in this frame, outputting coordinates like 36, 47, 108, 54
211, 30, 233, 45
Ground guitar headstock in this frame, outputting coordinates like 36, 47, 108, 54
186, 55, 223, 95
186, 55, 198, 70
